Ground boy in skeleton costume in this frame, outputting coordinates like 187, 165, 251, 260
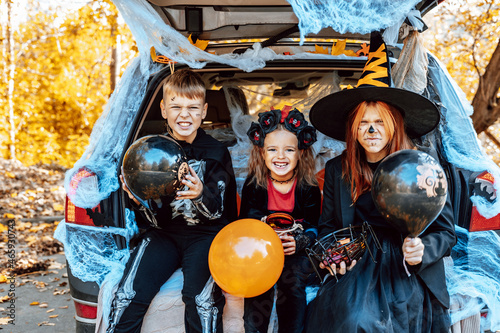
107, 69, 237, 333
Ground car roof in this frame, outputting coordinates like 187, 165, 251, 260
148, 0, 443, 43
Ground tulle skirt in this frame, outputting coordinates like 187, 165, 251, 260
305, 237, 450, 333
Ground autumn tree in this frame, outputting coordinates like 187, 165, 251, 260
0, 0, 137, 167
424, 0, 500, 157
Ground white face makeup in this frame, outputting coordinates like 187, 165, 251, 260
263, 130, 299, 182
161, 94, 207, 143
357, 106, 390, 162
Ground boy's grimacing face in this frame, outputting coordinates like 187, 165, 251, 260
160, 93, 207, 143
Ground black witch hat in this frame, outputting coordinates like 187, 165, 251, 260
310, 31, 439, 141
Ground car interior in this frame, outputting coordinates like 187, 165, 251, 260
135, 66, 365, 143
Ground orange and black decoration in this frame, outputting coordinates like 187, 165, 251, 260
357, 31, 392, 89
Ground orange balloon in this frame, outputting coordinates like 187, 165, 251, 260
209, 218, 285, 298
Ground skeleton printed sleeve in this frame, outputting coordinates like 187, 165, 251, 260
192, 152, 233, 220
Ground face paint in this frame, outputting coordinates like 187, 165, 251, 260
161, 94, 207, 143
357, 107, 390, 162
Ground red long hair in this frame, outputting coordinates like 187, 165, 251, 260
342, 101, 414, 202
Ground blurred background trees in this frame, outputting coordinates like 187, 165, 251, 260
424, 0, 500, 164
0, 0, 137, 167
0, 0, 499, 167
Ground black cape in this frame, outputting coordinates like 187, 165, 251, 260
306, 156, 456, 333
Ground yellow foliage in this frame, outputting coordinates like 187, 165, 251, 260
0, 0, 138, 168
2, 213, 15, 219
4, 172, 15, 179
25, 235, 38, 245
188, 34, 209, 51
331, 40, 347, 56
313, 44, 329, 54
53, 203, 65, 211
423, 0, 499, 102
28, 223, 52, 233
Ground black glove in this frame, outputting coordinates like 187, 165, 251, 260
294, 230, 315, 253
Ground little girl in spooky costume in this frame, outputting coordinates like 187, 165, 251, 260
240, 106, 321, 333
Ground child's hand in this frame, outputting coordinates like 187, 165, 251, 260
280, 234, 296, 255
176, 165, 203, 200
402, 237, 424, 266
319, 260, 357, 276
119, 174, 140, 205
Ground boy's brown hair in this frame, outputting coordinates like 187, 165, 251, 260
163, 69, 206, 101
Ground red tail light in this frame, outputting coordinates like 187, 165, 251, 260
470, 171, 500, 232
65, 168, 101, 226
73, 299, 97, 319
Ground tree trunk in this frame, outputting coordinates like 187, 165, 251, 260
471, 39, 500, 134
1, 2, 6, 127
6, 0, 16, 160
110, 20, 121, 95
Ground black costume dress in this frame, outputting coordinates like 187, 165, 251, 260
239, 177, 321, 333
108, 128, 237, 333
306, 156, 456, 333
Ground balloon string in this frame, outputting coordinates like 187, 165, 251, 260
403, 256, 411, 277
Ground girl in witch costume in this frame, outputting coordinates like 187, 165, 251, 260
305, 31, 456, 333
241, 106, 321, 333
108, 69, 237, 333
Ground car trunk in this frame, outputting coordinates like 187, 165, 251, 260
147, 0, 443, 45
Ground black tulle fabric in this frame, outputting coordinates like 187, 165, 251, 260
305, 190, 450, 332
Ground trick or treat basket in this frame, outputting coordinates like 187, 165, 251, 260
306, 222, 380, 282
263, 212, 304, 236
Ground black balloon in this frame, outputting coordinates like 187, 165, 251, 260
371, 149, 448, 237
122, 135, 188, 210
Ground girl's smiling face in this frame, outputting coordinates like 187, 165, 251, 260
263, 129, 299, 181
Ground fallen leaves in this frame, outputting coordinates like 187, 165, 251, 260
0, 158, 66, 219
38, 321, 56, 326
4, 171, 15, 179
53, 288, 70, 296
0, 160, 72, 328
9, 258, 51, 276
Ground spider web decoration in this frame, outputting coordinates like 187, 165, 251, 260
287, 0, 421, 42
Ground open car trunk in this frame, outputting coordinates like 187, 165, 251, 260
147, 0, 444, 44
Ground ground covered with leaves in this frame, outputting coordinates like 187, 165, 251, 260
0, 158, 72, 329
0, 158, 66, 220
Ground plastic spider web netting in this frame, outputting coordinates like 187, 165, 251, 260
287, 0, 421, 42
55, 0, 500, 328
54, 208, 139, 325
445, 226, 500, 331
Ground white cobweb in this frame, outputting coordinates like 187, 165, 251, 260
57, 1, 500, 329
